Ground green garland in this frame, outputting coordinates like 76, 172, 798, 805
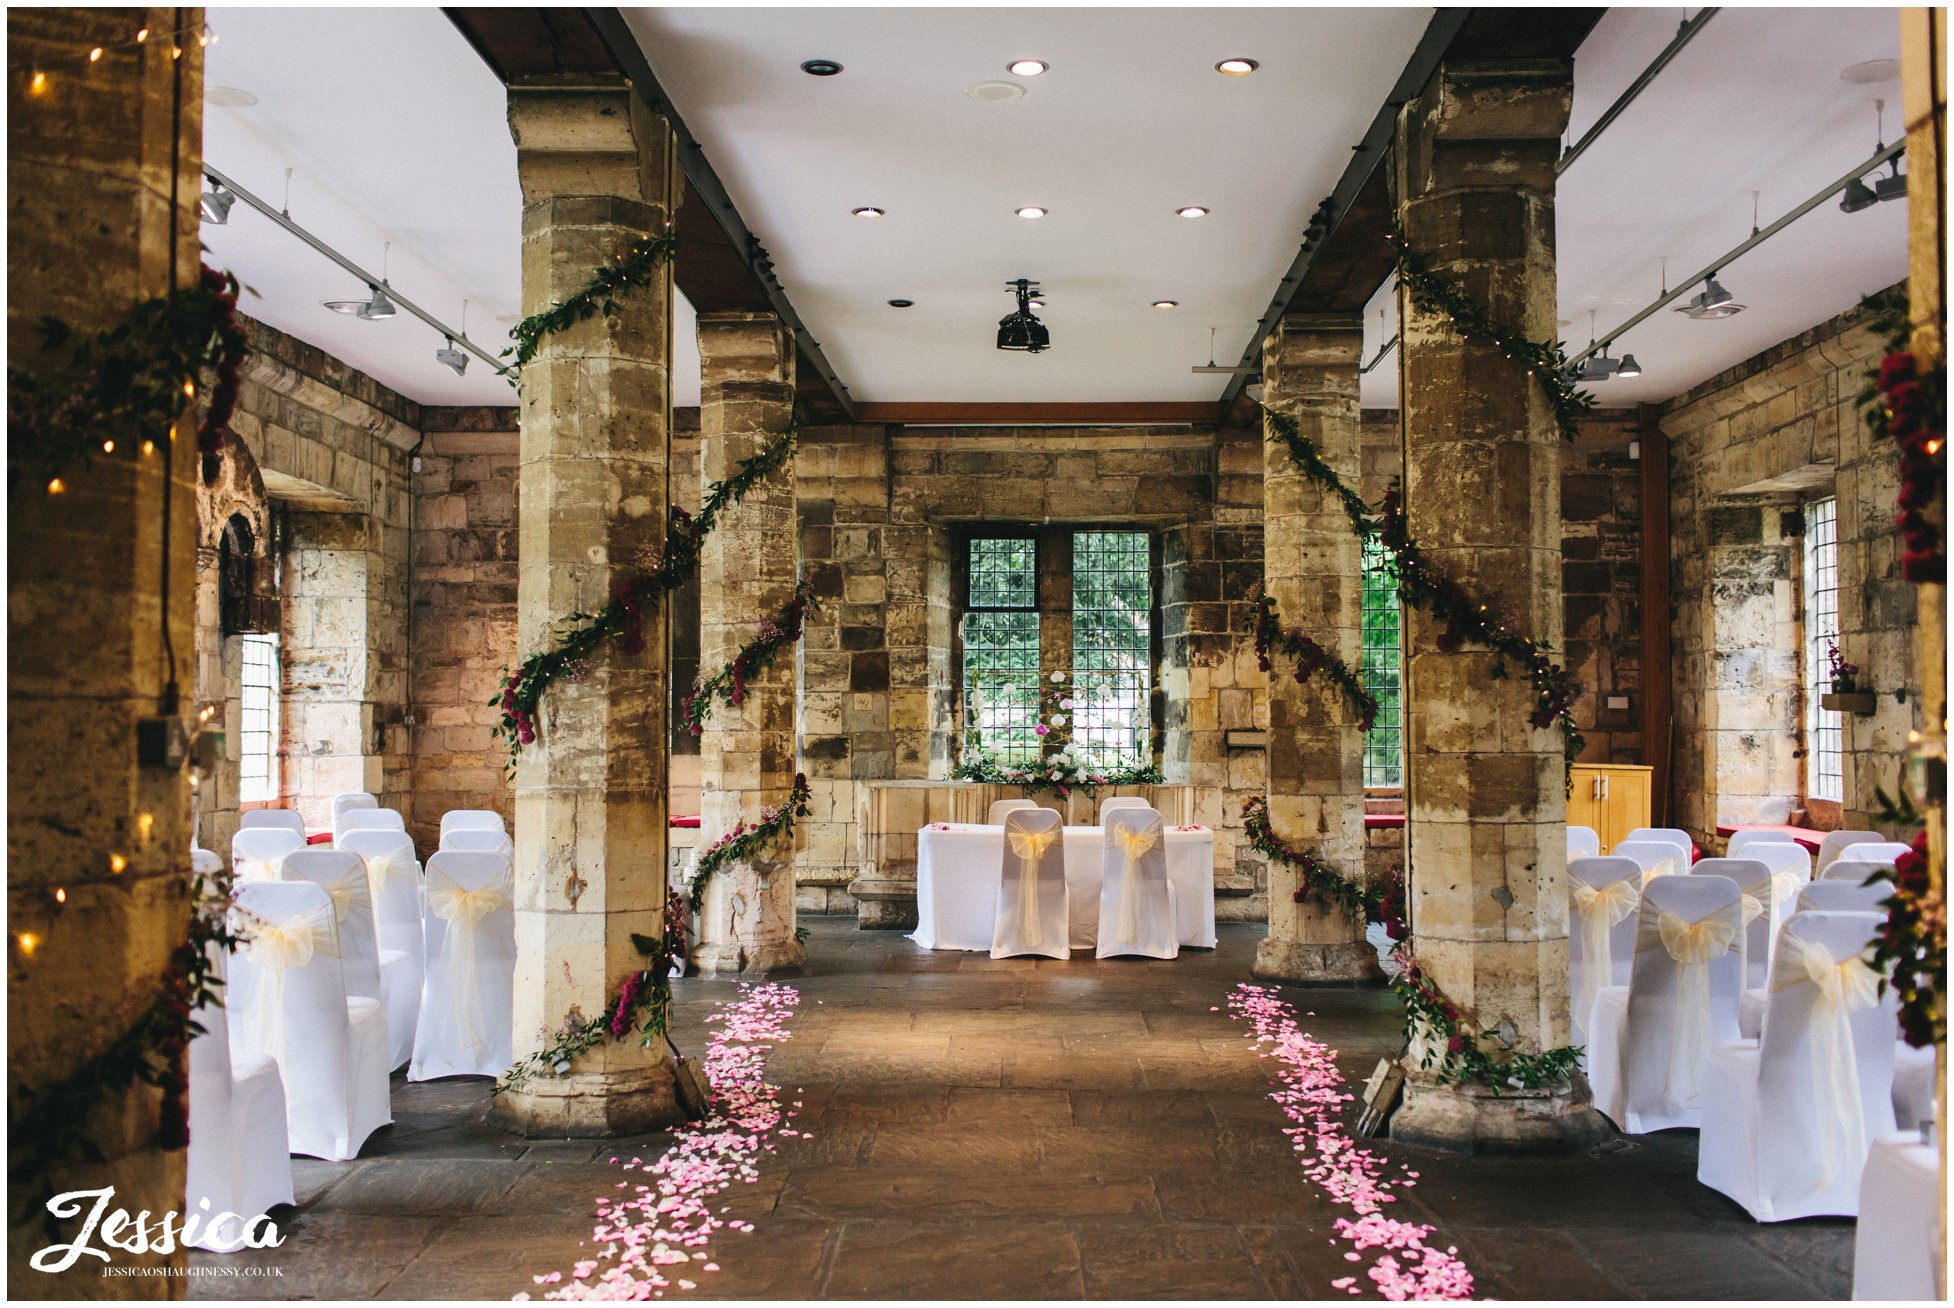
1387, 226, 1594, 442
503, 231, 682, 375
1244, 796, 1582, 1092
1249, 590, 1378, 732
498, 889, 689, 1096
687, 773, 812, 913
680, 578, 818, 737
492, 411, 804, 769
950, 750, 1165, 801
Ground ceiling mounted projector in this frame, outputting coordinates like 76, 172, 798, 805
996, 278, 1049, 353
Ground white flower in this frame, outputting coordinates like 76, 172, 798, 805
1049, 713, 1068, 726
1050, 670, 1066, 683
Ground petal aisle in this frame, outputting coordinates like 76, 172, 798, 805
1223, 983, 1477, 1300
520, 983, 804, 1301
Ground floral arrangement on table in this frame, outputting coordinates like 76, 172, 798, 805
955, 669, 1163, 799
685, 773, 813, 913
498, 888, 690, 1097
1825, 642, 1861, 694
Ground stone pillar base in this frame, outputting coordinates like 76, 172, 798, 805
489, 1062, 684, 1138
1252, 937, 1385, 985
691, 938, 807, 977
1392, 1074, 1612, 1156
848, 878, 919, 930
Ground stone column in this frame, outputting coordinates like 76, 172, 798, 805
1254, 315, 1381, 983
691, 311, 805, 975
8, 8, 203, 1290
1390, 60, 1607, 1152
492, 78, 682, 1136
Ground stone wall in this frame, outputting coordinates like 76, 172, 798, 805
1662, 291, 1913, 842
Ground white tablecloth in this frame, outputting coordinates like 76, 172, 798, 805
1852, 1130, 1943, 1300
911, 824, 1217, 952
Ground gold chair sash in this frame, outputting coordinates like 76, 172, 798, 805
1638, 902, 1741, 1106
1738, 871, 1803, 928
1771, 932, 1881, 1188
1006, 826, 1059, 947
1571, 877, 1641, 1030
234, 855, 284, 884
427, 867, 513, 1054
317, 866, 373, 926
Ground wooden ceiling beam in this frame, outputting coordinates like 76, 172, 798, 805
855, 402, 1222, 427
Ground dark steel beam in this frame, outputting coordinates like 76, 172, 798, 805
1558, 8, 1717, 175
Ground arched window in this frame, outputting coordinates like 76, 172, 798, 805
219, 514, 258, 636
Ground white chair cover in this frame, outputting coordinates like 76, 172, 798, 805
1099, 796, 1154, 823
231, 828, 304, 884
1095, 810, 1179, 960
1568, 856, 1642, 1041
191, 846, 223, 876
1728, 829, 1792, 856
1819, 842, 1911, 879
336, 807, 406, 842
1796, 879, 1887, 915
1697, 911, 1895, 1221
186, 946, 293, 1253
439, 808, 507, 838
1691, 857, 1787, 989
336, 830, 425, 1071
227, 881, 393, 1161
330, 792, 379, 844
281, 848, 397, 1002
441, 827, 515, 857
990, 808, 1069, 960
1891, 1040, 1937, 1131
985, 798, 1040, 827
1610, 839, 1685, 885
1851, 1131, 1943, 1300
1586, 874, 1745, 1133
1815, 829, 1884, 874
1624, 827, 1694, 866
411, 851, 516, 1081
239, 809, 306, 837
1566, 825, 1601, 861
1742, 839, 1812, 885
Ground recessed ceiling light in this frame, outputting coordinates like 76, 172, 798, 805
206, 85, 257, 108
1215, 58, 1258, 76
887, 299, 914, 308
1840, 58, 1901, 84
1015, 206, 1048, 219
1152, 300, 1179, 310
1007, 59, 1048, 77
1176, 206, 1210, 218
801, 59, 843, 76
851, 206, 885, 219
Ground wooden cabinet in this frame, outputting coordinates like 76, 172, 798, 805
1568, 764, 1653, 854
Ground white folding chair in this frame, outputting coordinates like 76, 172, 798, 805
990, 808, 1069, 961
231, 828, 304, 884
1797, 879, 1887, 915
1568, 856, 1643, 1042
1566, 825, 1602, 861
1815, 830, 1885, 875
1624, 827, 1693, 867
1099, 796, 1154, 824
227, 881, 392, 1161
1587, 873, 1745, 1134
986, 798, 1040, 827
1610, 840, 1686, 885
334, 830, 426, 1072
441, 827, 515, 857
1742, 839, 1812, 888
411, 851, 516, 1081
1690, 857, 1785, 990
330, 793, 379, 845
239, 809, 307, 838
1698, 911, 1896, 1221
186, 945, 293, 1252
1095, 810, 1178, 960
439, 809, 507, 839
1820, 843, 1911, 879
336, 808, 407, 844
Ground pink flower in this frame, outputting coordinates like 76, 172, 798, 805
1034, 724, 1049, 736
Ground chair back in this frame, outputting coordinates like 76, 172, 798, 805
986, 798, 1040, 827
228, 880, 350, 1061
1623, 874, 1746, 1116
1568, 856, 1642, 1037
192, 846, 223, 875
993, 808, 1066, 955
1691, 856, 1783, 987
1742, 839, 1813, 885
240, 809, 306, 837
281, 848, 385, 1000
1816, 830, 1885, 874
1099, 796, 1154, 823
1797, 879, 1888, 915
330, 793, 378, 844
1611, 840, 1685, 882
439, 809, 507, 838
421, 852, 517, 1068
1755, 911, 1896, 1197
232, 828, 304, 883
336, 829, 423, 960
188, 944, 238, 1116
1819, 842, 1912, 878
1566, 825, 1602, 860
1624, 827, 1693, 866
337, 807, 406, 841
1097, 809, 1173, 956
442, 827, 515, 856
1824, 858, 1902, 887
1730, 829, 1790, 856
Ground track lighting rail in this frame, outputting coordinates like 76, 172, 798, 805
1566, 138, 1904, 369
1557, 8, 1719, 176
201, 163, 512, 377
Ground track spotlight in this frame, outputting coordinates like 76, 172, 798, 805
1674, 274, 1745, 320
1615, 353, 1642, 379
1839, 175, 1878, 213
199, 182, 236, 225
436, 337, 468, 376
1874, 165, 1908, 202
996, 278, 1049, 353
359, 284, 397, 321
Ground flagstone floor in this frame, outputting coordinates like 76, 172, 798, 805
188, 917, 1853, 1300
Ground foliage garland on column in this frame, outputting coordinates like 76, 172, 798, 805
491, 411, 804, 769
1249, 588, 1379, 732
8, 263, 248, 488
679, 578, 819, 736
1243, 797, 1582, 1091
503, 231, 682, 375
497, 889, 690, 1096
686, 773, 813, 913
1387, 226, 1594, 442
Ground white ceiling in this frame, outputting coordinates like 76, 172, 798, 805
625, 6, 1435, 404
200, 6, 700, 409
1359, 5, 1908, 408
200, 6, 1907, 417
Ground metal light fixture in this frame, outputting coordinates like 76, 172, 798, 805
1674, 273, 1745, 319
1843, 100, 1908, 212
435, 337, 468, 376
324, 241, 399, 320
1576, 313, 1618, 381
1875, 163, 1908, 202
1615, 353, 1642, 378
1839, 174, 1879, 213
996, 278, 1049, 353
359, 283, 397, 320
1215, 58, 1258, 76
199, 182, 236, 224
